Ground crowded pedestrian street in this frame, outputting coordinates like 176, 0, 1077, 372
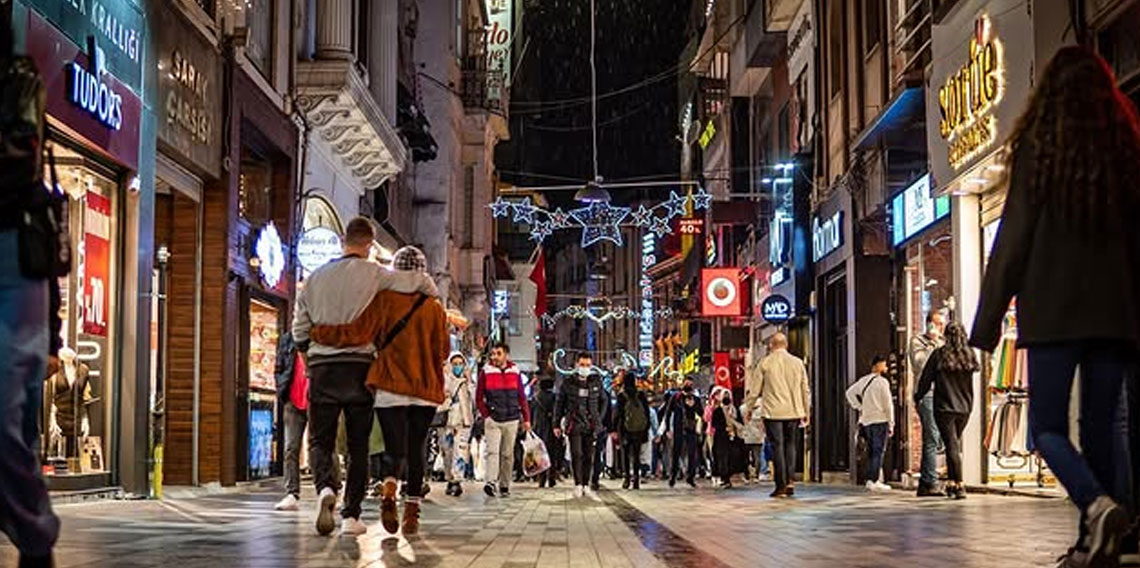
0, 481, 1076, 568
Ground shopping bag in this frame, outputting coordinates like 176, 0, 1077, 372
521, 432, 551, 478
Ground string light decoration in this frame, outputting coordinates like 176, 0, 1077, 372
538, 305, 674, 327
490, 189, 712, 247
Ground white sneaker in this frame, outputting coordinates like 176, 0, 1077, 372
865, 481, 878, 492
315, 487, 337, 536
574, 486, 585, 498
275, 494, 300, 511
584, 487, 600, 501
875, 482, 893, 492
340, 516, 368, 537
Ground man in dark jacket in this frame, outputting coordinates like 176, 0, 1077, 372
554, 352, 605, 499
530, 376, 560, 488
664, 383, 703, 488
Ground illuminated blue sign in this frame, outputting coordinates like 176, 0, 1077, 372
892, 174, 950, 246
68, 41, 124, 130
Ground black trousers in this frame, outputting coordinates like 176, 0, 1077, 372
569, 432, 596, 487
308, 361, 373, 520
624, 441, 643, 485
764, 419, 800, 490
375, 405, 436, 499
591, 431, 607, 485
935, 412, 969, 483
670, 430, 699, 483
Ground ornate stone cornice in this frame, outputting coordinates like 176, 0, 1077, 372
297, 60, 407, 189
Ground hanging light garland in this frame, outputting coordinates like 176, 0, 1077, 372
490, 189, 712, 247
538, 305, 674, 327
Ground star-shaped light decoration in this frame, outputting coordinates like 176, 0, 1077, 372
692, 188, 713, 210
490, 197, 512, 218
667, 191, 689, 218
570, 202, 630, 247
530, 220, 553, 242
549, 207, 571, 229
650, 215, 672, 237
511, 201, 536, 225
631, 205, 653, 227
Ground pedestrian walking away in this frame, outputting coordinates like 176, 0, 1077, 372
439, 352, 475, 497
530, 375, 561, 489
555, 352, 605, 499
663, 382, 703, 489
0, 33, 64, 567
970, 46, 1140, 568
308, 245, 449, 537
274, 332, 308, 511
614, 369, 651, 490
293, 219, 439, 537
846, 355, 894, 493
909, 310, 946, 497
745, 333, 811, 498
476, 343, 531, 498
915, 322, 977, 501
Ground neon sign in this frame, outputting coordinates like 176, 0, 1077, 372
640, 232, 656, 366
68, 41, 124, 131
939, 15, 1004, 170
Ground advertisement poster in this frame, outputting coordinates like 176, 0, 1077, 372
249, 302, 280, 392
83, 192, 111, 336
248, 408, 273, 479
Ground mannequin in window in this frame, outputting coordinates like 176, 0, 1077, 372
45, 347, 93, 458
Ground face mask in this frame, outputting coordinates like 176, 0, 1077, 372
577, 366, 591, 378
722, 396, 731, 406
451, 365, 465, 377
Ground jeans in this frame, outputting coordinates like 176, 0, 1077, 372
1028, 342, 1132, 510
483, 418, 519, 489
283, 402, 308, 497
935, 412, 969, 483
917, 393, 941, 487
307, 360, 373, 520
0, 230, 58, 557
670, 430, 699, 483
569, 432, 596, 486
862, 422, 889, 484
375, 406, 435, 498
624, 440, 643, 486
765, 419, 800, 490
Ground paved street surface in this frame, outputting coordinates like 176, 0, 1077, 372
0, 480, 1077, 568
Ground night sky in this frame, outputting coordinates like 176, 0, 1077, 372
499, 0, 694, 200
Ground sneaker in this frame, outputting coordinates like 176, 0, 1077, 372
769, 487, 788, 498
454, 484, 464, 497
483, 483, 497, 498
622, 479, 630, 490
1086, 496, 1132, 566
865, 481, 879, 492
402, 500, 421, 536
340, 516, 368, 537
500, 487, 511, 498
875, 482, 893, 492
668, 479, 676, 488
275, 494, 300, 511
785, 484, 796, 497
917, 484, 945, 498
687, 480, 697, 489
380, 480, 400, 535
574, 486, 585, 498
315, 487, 337, 536
585, 487, 600, 501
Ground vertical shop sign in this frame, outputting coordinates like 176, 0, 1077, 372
639, 232, 656, 366
485, 0, 512, 102
83, 192, 111, 336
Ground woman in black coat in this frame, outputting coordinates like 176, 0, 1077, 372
530, 377, 560, 488
915, 322, 977, 500
614, 372, 651, 489
970, 47, 1140, 567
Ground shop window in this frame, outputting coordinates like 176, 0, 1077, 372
240, 153, 275, 225
829, 3, 843, 97
245, 0, 274, 78
862, 0, 881, 55
42, 140, 121, 480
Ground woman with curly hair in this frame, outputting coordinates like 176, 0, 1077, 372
971, 46, 1140, 567
915, 322, 977, 500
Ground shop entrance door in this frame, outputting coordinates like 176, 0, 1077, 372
818, 269, 850, 474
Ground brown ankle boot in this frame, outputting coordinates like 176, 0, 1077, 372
380, 479, 399, 534
402, 500, 421, 536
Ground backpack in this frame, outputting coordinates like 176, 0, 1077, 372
624, 397, 648, 433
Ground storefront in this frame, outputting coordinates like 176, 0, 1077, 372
150, 1, 222, 490
890, 173, 953, 481
927, 0, 1071, 487
11, 0, 147, 492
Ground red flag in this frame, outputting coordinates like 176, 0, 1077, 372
529, 249, 547, 320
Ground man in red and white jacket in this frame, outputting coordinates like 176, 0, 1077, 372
476, 343, 531, 498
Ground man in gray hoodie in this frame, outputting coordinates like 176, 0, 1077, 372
293, 218, 437, 537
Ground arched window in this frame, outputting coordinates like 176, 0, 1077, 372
302, 195, 343, 233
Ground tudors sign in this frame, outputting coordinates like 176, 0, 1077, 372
155, 1, 222, 177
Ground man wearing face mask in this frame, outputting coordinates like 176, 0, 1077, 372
554, 352, 605, 499
664, 382, 704, 488
909, 310, 946, 497
441, 353, 475, 497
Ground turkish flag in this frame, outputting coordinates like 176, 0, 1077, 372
530, 249, 547, 321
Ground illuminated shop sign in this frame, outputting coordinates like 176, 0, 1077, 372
699, 119, 717, 149
493, 289, 509, 317
639, 232, 656, 366
769, 210, 792, 287
68, 41, 123, 130
939, 15, 1004, 171
761, 294, 792, 324
812, 211, 843, 262
254, 222, 286, 289
297, 227, 342, 273
892, 174, 950, 246
23, 0, 145, 90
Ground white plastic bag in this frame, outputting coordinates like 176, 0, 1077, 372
521, 432, 551, 478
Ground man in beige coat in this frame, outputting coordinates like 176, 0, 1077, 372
744, 333, 811, 498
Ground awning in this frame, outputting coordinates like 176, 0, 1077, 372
852, 87, 925, 151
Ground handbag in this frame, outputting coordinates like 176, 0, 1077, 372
431, 379, 465, 428
18, 147, 70, 279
